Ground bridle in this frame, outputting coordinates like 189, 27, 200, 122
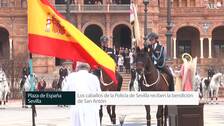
135, 51, 160, 88
135, 67, 160, 88
100, 70, 114, 86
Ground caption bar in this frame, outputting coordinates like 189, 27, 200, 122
25, 91, 75, 105
76, 92, 199, 105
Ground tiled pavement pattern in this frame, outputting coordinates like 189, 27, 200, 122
0, 100, 224, 126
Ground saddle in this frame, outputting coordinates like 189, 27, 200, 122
158, 66, 174, 91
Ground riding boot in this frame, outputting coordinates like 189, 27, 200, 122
161, 67, 175, 91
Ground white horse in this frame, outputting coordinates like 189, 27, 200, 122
0, 70, 10, 108
209, 73, 224, 104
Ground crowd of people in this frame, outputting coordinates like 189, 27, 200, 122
114, 47, 134, 73
85, 0, 102, 5
84, 0, 127, 5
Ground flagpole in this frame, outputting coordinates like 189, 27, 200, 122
29, 53, 36, 126
130, 2, 136, 48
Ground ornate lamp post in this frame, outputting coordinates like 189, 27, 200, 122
66, 0, 71, 20
58, 0, 73, 68
166, 0, 173, 60
143, 0, 149, 45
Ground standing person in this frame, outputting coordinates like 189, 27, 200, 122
58, 64, 68, 90
118, 53, 124, 72
124, 49, 130, 73
62, 62, 101, 126
37, 78, 46, 91
180, 54, 193, 91
146, 32, 174, 91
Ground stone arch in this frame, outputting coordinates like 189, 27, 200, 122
111, 21, 131, 33
82, 22, 105, 34
84, 24, 103, 47
173, 23, 201, 38
112, 24, 132, 49
211, 25, 224, 58
0, 26, 10, 59
175, 26, 200, 58
210, 24, 224, 35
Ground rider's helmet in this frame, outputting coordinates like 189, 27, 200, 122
147, 32, 159, 41
100, 35, 109, 47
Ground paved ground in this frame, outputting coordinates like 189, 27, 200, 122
0, 100, 224, 126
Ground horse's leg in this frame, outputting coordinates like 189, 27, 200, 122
111, 105, 116, 124
3, 92, 6, 105
145, 105, 151, 126
22, 91, 25, 108
204, 89, 208, 104
106, 105, 112, 123
99, 105, 103, 125
157, 105, 163, 126
215, 89, 219, 104
164, 105, 168, 126
0, 94, 2, 107
210, 90, 213, 104
0, 92, 2, 106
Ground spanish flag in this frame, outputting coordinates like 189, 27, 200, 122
28, 0, 117, 84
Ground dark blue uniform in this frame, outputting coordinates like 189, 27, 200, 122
152, 43, 165, 69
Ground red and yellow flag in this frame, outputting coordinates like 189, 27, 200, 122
28, 0, 117, 84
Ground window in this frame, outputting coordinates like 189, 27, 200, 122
213, 41, 224, 58
84, 0, 103, 4
182, 0, 187, 7
55, 0, 73, 4
190, 0, 195, 7
173, 0, 179, 7
111, 0, 130, 4
177, 40, 191, 57
1, 0, 8, 7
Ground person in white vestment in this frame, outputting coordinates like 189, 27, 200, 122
62, 62, 101, 126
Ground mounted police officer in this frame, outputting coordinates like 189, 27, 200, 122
99, 35, 123, 91
22, 65, 30, 78
145, 32, 174, 91
208, 66, 215, 80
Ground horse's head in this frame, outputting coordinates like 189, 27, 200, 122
134, 47, 152, 75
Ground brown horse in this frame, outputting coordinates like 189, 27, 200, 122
93, 69, 123, 125
133, 47, 173, 126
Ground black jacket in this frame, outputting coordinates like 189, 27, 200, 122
151, 43, 165, 68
